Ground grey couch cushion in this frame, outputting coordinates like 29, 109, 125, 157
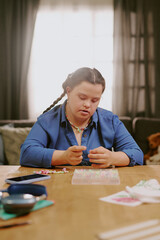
133, 117, 160, 154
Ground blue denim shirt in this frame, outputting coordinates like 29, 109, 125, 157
20, 101, 144, 168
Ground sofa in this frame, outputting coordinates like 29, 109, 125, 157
0, 117, 160, 165
0, 120, 35, 165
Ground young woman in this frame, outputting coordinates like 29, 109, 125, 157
20, 67, 143, 168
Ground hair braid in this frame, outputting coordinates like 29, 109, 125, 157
43, 91, 65, 114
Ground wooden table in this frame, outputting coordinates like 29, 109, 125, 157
0, 165, 160, 240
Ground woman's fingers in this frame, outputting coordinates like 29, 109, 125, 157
70, 145, 86, 152
89, 158, 107, 163
91, 163, 110, 168
88, 147, 112, 167
89, 146, 106, 154
88, 153, 106, 159
67, 145, 86, 165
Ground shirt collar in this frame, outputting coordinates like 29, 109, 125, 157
91, 111, 98, 128
60, 100, 98, 129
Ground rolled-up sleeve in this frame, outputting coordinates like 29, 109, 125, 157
112, 115, 144, 166
20, 121, 54, 168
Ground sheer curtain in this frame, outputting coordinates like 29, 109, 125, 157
113, 0, 160, 118
28, 0, 113, 119
0, 0, 39, 119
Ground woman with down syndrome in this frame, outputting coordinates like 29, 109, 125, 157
20, 67, 143, 168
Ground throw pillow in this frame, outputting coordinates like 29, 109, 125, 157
0, 127, 31, 165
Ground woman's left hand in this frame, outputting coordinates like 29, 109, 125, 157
88, 147, 113, 168
88, 146, 130, 168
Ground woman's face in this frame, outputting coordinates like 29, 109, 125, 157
66, 81, 103, 123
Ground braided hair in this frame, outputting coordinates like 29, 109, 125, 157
43, 67, 105, 114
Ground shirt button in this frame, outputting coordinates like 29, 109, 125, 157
84, 134, 87, 138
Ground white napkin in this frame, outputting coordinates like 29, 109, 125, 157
126, 179, 160, 203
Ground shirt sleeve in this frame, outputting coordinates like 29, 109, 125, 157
112, 115, 144, 166
20, 121, 54, 168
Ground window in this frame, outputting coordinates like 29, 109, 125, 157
28, 0, 113, 119
128, 11, 155, 116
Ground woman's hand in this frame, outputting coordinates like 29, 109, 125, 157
88, 146, 130, 168
52, 146, 86, 166
62, 145, 86, 165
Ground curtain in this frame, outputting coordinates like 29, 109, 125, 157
113, 0, 160, 118
0, 0, 39, 120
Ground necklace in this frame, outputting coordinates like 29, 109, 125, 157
66, 115, 90, 133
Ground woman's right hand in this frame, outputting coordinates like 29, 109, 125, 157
63, 145, 86, 165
